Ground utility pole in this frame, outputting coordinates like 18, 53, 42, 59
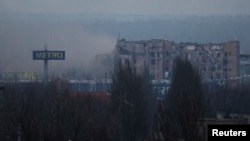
44, 44, 48, 83
0, 82, 4, 108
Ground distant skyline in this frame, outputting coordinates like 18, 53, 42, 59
1, 0, 250, 15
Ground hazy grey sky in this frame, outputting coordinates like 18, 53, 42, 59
1, 0, 250, 74
1, 0, 250, 15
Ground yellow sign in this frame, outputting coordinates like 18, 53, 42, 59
0, 72, 41, 81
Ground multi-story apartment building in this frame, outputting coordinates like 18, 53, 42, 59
240, 54, 250, 76
115, 39, 240, 83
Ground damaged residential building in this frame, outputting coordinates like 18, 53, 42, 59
115, 39, 240, 83
240, 54, 250, 76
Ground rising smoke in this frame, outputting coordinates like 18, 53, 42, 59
0, 14, 116, 78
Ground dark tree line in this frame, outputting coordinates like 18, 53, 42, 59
1, 58, 250, 141
152, 57, 206, 141
207, 81, 250, 123
151, 57, 250, 141
0, 61, 156, 141
0, 79, 109, 141
111, 61, 155, 141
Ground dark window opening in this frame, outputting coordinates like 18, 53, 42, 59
151, 52, 155, 57
151, 59, 156, 65
211, 76, 214, 80
223, 60, 228, 65
210, 67, 215, 72
166, 51, 169, 56
224, 52, 228, 56
125, 60, 129, 65
224, 75, 228, 79
216, 73, 221, 79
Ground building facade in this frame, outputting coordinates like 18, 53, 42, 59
115, 39, 240, 82
240, 54, 250, 76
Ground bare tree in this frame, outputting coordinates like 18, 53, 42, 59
0, 79, 110, 141
153, 57, 205, 141
210, 82, 250, 124
111, 61, 155, 141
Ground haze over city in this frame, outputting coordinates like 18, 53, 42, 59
1, 1, 250, 141
0, 0, 250, 75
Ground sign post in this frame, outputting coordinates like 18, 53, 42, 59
44, 48, 48, 83
33, 44, 65, 83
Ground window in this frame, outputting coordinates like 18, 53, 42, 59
211, 76, 214, 80
224, 52, 228, 56
151, 52, 155, 57
224, 75, 228, 79
166, 51, 169, 56
151, 59, 156, 65
217, 53, 221, 57
210, 66, 215, 72
216, 73, 221, 79
125, 60, 129, 65
157, 52, 160, 58
165, 65, 169, 70
223, 59, 228, 65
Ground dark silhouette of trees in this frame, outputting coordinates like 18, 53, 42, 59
111, 61, 155, 141
209, 82, 250, 123
152, 57, 205, 141
5, 57, 245, 141
0, 79, 109, 141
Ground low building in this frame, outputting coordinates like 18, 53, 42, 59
68, 79, 170, 99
